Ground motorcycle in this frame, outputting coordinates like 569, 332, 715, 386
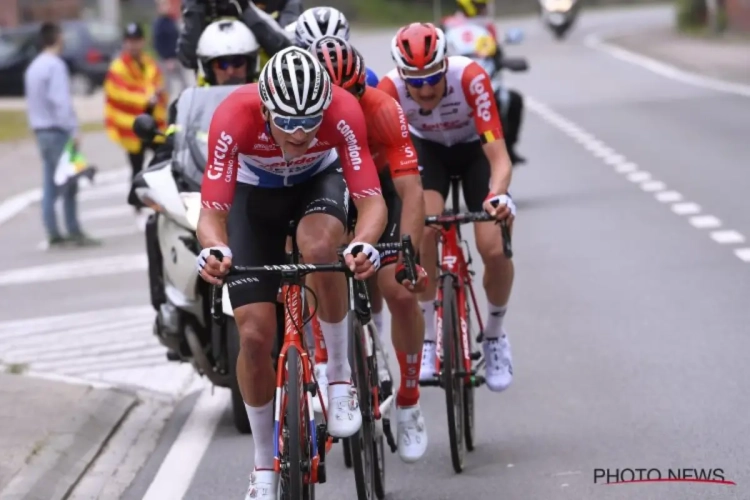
445, 23, 528, 159
539, 0, 580, 40
129, 85, 252, 434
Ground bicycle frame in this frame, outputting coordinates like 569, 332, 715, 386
273, 281, 325, 483
433, 180, 486, 384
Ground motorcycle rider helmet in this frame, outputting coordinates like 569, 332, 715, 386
391, 23, 448, 73
309, 36, 366, 98
258, 46, 333, 117
456, 0, 488, 17
197, 19, 260, 85
295, 7, 350, 48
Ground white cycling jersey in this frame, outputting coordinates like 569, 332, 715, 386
379, 56, 503, 148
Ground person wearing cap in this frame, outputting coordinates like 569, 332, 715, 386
103, 22, 168, 199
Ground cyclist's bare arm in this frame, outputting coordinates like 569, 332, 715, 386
198, 97, 242, 249
461, 61, 512, 195
334, 92, 388, 244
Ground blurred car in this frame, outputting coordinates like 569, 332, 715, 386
0, 20, 121, 97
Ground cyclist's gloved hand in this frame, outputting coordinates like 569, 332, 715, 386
343, 241, 380, 280
197, 246, 232, 285
483, 192, 516, 222
395, 263, 428, 293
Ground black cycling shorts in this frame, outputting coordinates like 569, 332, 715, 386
227, 163, 348, 308
347, 173, 401, 267
412, 135, 490, 212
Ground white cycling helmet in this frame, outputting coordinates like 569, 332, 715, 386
258, 46, 332, 117
295, 7, 350, 48
197, 19, 260, 85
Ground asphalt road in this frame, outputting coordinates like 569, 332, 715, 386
5, 4, 749, 499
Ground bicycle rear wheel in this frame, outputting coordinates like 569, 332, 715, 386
441, 275, 465, 473
280, 348, 314, 499
347, 311, 376, 499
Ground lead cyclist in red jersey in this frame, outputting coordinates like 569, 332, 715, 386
310, 35, 430, 463
196, 47, 387, 499
379, 23, 516, 394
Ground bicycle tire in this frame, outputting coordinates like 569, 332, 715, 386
441, 275, 465, 473
369, 325, 386, 500
462, 290, 476, 452
280, 347, 312, 499
347, 311, 376, 499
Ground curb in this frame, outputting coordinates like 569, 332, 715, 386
0, 386, 138, 500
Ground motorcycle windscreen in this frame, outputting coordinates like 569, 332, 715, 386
173, 85, 242, 190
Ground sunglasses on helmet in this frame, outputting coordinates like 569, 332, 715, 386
269, 110, 324, 133
212, 56, 247, 70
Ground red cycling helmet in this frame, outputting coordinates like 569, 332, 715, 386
390, 22, 447, 72
309, 35, 366, 96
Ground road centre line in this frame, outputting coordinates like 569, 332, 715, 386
525, 96, 749, 263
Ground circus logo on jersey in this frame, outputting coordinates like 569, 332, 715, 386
207, 131, 235, 182
468, 74, 492, 122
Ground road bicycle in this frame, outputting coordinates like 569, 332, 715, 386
420, 175, 513, 473
210, 230, 416, 499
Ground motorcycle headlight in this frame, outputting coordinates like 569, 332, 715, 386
544, 0, 572, 11
180, 192, 202, 230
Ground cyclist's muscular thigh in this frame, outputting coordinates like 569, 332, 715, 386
296, 213, 348, 323
234, 302, 278, 406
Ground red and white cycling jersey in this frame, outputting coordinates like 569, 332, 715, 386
201, 84, 382, 211
379, 56, 504, 148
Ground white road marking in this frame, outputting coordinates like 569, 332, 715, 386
671, 202, 701, 215
640, 181, 666, 192
627, 171, 651, 183
142, 388, 230, 500
77, 181, 130, 202
734, 248, 750, 262
655, 191, 683, 203
584, 34, 750, 98
0, 306, 195, 396
0, 167, 129, 227
710, 230, 745, 244
526, 95, 748, 260
688, 215, 722, 229
0, 253, 146, 286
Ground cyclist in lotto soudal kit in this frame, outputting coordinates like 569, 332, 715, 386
379, 23, 517, 394
309, 35, 430, 463
196, 47, 387, 499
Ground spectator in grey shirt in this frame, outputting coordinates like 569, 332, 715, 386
24, 22, 99, 247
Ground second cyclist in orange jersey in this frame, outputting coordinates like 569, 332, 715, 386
309, 35, 430, 464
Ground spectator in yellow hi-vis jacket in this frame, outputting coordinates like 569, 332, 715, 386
104, 22, 168, 190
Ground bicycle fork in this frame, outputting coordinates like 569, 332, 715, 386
366, 321, 398, 453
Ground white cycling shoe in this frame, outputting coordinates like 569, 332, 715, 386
396, 403, 428, 463
419, 341, 437, 381
244, 469, 277, 500
327, 382, 362, 438
483, 333, 513, 392
312, 363, 328, 414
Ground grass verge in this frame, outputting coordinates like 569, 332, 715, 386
0, 111, 103, 143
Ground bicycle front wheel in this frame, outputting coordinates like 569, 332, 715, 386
441, 275, 465, 473
347, 310, 376, 499
280, 347, 313, 499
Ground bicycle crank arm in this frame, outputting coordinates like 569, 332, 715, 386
382, 418, 398, 453
378, 394, 394, 416
418, 377, 443, 387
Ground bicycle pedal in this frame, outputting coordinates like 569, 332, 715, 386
306, 382, 317, 396
470, 351, 481, 360
476, 332, 484, 343
473, 375, 486, 386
